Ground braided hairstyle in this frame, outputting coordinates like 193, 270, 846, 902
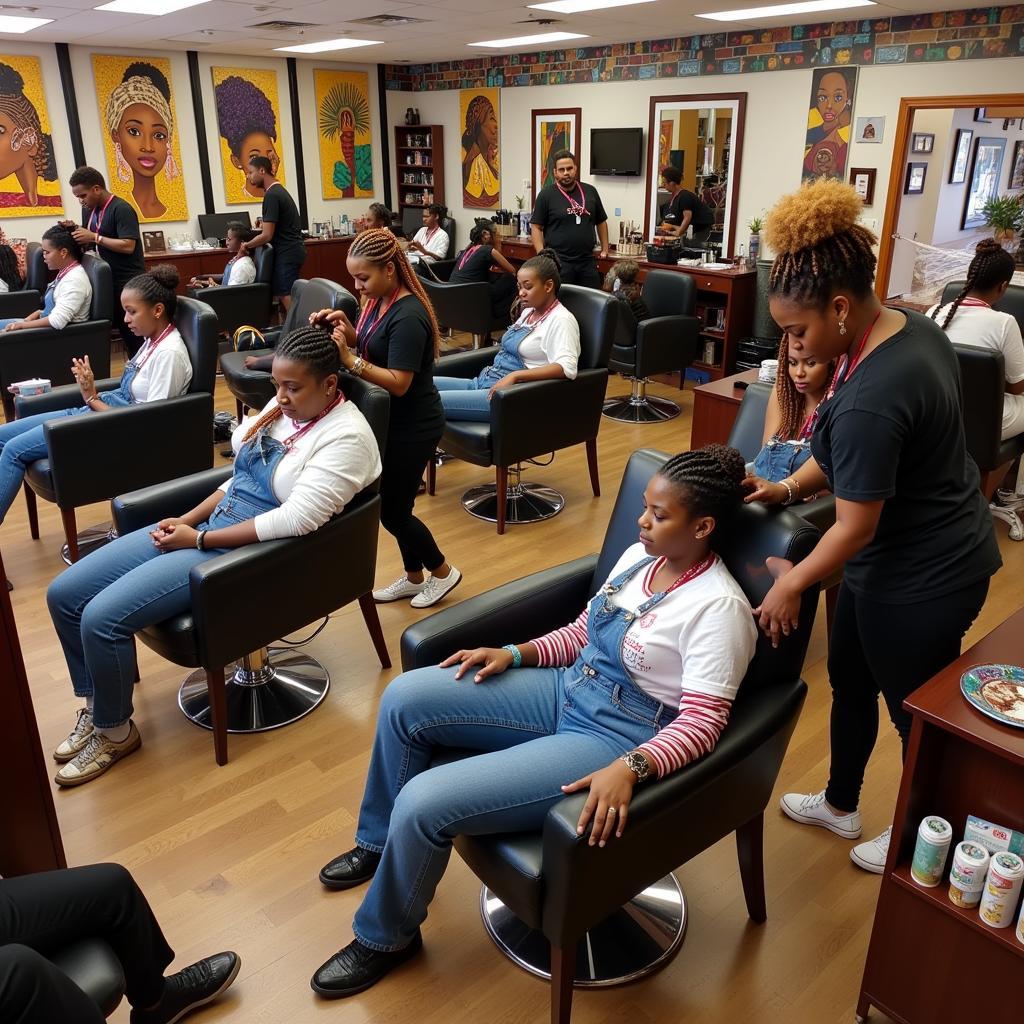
469, 220, 495, 245
226, 220, 257, 246
241, 324, 341, 443
349, 227, 442, 357
42, 224, 84, 263
123, 263, 179, 320
511, 247, 562, 320
0, 244, 21, 292
659, 444, 746, 539
763, 178, 877, 308
932, 238, 1015, 330
773, 334, 834, 440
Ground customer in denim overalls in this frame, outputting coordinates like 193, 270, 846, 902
433, 249, 580, 422
311, 445, 758, 1000
45, 326, 381, 788
0, 225, 91, 331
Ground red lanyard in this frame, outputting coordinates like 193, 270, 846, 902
797, 402, 823, 441
823, 310, 882, 406
423, 226, 439, 245
556, 182, 588, 219
53, 260, 80, 285
519, 300, 561, 335
643, 553, 715, 597
959, 298, 991, 308
457, 245, 480, 270
89, 194, 115, 235
281, 392, 344, 449
132, 324, 175, 372
356, 290, 404, 357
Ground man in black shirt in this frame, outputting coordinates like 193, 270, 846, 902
530, 150, 608, 287
242, 156, 306, 311
67, 165, 146, 356
658, 165, 715, 246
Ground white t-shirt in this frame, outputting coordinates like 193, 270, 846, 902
128, 327, 193, 403
48, 264, 92, 330
512, 302, 581, 379
408, 225, 449, 263
602, 543, 757, 706
225, 255, 256, 286
227, 396, 382, 541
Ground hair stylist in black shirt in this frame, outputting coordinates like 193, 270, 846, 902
745, 179, 1000, 875
310, 227, 461, 609
658, 165, 715, 245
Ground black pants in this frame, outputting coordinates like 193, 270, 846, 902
558, 258, 601, 288
825, 578, 989, 812
0, 863, 174, 1021
380, 432, 445, 573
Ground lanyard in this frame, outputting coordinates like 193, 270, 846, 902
131, 324, 175, 372
281, 392, 344, 449
89, 194, 115, 235
48, 260, 80, 291
355, 290, 404, 357
642, 553, 715, 598
423, 226, 439, 245
518, 299, 561, 337
457, 244, 480, 270
797, 402, 823, 442
959, 298, 991, 308
822, 309, 882, 406
556, 182, 588, 220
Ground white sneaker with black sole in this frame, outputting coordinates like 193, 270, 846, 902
372, 576, 427, 603
850, 826, 891, 874
410, 566, 463, 608
780, 790, 863, 839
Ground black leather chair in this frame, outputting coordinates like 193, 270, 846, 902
421, 273, 511, 349
220, 277, 358, 419
426, 284, 621, 533
0, 242, 45, 320
0, 252, 112, 422
941, 279, 1024, 334
110, 375, 391, 766
50, 940, 126, 1017
603, 270, 700, 423
188, 243, 275, 341
17, 295, 218, 563
401, 448, 820, 1023
441, 215, 456, 260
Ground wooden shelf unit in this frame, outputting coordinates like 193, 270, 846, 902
395, 125, 445, 210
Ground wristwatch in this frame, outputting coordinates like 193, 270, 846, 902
620, 750, 652, 782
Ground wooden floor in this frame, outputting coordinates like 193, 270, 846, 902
8, 361, 1024, 1024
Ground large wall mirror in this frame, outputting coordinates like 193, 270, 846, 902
645, 92, 747, 257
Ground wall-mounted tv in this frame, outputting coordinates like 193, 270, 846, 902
590, 127, 644, 176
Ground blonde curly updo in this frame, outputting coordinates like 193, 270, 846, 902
764, 178, 878, 307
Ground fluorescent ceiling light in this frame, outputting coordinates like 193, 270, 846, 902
275, 37, 383, 52
0, 14, 53, 31
470, 31, 588, 47
95, 0, 211, 12
698, 0, 874, 21
529, 0, 656, 11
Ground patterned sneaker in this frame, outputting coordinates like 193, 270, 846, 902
780, 790, 862, 839
410, 566, 463, 608
372, 575, 427, 603
54, 723, 141, 787
53, 708, 95, 763
850, 826, 892, 874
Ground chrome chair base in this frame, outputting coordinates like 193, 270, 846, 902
479, 873, 687, 987
61, 522, 118, 565
462, 482, 565, 525
602, 395, 680, 422
179, 646, 330, 733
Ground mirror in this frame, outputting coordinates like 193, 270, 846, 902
644, 93, 746, 258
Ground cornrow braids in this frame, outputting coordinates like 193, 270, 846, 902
241, 324, 341, 443
659, 444, 746, 538
932, 238, 1016, 330
349, 227, 442, 357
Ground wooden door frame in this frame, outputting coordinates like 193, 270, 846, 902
876, 91, 1024, 299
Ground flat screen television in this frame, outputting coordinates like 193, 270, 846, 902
197, 211, 251, 244
589, 128, 644, 176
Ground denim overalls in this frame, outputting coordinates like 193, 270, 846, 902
0, 277, 60, 331
751, 435, 813, 482
474, 319, 532, 386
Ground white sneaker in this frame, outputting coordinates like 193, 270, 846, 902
780, 790, 863, 839
373, 576, 427, 603
410, 566, 463, 608
54, 722, 141, 787
850, 826, 891, 874
53, 707, 94, 763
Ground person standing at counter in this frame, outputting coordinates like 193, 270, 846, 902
658, 165, 715, 245
530, 150, 608, 287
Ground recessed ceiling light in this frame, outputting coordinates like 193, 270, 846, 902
698, 0, 874, 21
274, 37, 383, 52
528, 0, 656, 12
470, 31, 587, 47
0, 12, 50, 29
95, 0, 212, 12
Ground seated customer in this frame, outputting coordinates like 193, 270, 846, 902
0, 242, 22, 292
406, 204, 449, 265
0, 225, 90, 332
603, 259, 649, 325
433, 249, 579, 422
188, 221, 257, 289
448, 220, 518, 320
0, 265, 191, 525
310, 445, 757, 998
1, 863, 239, 1023
46, 325, 382, 786
365, 203, 393, 232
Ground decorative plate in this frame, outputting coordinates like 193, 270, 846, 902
960, 664, 1024, 729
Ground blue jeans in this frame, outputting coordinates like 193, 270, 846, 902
351, 661, 669, 951
46, 524, 224, 728
434, 375, 491, 422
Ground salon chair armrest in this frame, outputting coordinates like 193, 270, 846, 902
434, 346, 497, 380
112, 466, 234, 534
0, 291, 42, 319
16, 378, 120, 416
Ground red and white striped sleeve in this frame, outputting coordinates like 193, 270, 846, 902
636, 690, 732, 778
530, 608, 589, 667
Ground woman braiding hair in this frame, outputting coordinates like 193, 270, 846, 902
309, 226, 461, 610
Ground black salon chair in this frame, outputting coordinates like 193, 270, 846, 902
0, 252, 112, 422
188, 243, 275, 341
603, 270, 700, 423
220, 277, 358, 419
441, 215, 456, 260
402, 448, 819, 1023
0, 242, 45, 320
49, 941, 126, 1018
421, 274, 511, 349
426, 285, 620, 533
17, 296, 218, 563
942, 279, 1024, 333
109, 375, 391, 766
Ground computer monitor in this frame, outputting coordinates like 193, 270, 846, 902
197, 211, 252, 245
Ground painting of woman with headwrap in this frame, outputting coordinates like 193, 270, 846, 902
460, 88, 499, 209
314, 69, 373, 201
801, 66, 857, 182
0, 55, 62, 215
211, 68, 285, 204
92, 54, 187, 222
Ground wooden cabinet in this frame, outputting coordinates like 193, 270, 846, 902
857, 610, 1024, 1024
690, 368, 759, 449
394, 125, 445, 213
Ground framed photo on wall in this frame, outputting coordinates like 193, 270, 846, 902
949, 128, 973, 184
962, 137, 1007, 229
531, 108, 582, 201
142, 230, 166, 254
911, 132, 934, 154
1010, 140, 1024, 191
904, 162, 927, 195
849, 167, 876, 205
854, 116, 884, 144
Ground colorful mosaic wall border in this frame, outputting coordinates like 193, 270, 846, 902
384, 5, 1024, 90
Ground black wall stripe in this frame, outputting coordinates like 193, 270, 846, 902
286, 58, 309, 231
186, 51, 215, 215
55, 44, 85, 169
377, 64, 392, 211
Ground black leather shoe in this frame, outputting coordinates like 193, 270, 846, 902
311, 932, 422, 999
130, 951, 240, 1024
319, 846, 382, 890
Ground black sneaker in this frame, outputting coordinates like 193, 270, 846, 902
130, 951, 240, 1024
319, 846, 382, 890
311, 932, 422, 999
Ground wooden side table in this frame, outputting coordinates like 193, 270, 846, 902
856, 609, 1024, 1023
689, 368, 759, 449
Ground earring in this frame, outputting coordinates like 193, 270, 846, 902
839, 319, 847, 337
164, 149, 179, 181
115, 143, 131, 183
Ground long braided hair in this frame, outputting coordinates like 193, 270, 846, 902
763, 178, 877, 307
349, 227, 442, 357
659, 444, 746, 540
241, 324, 341, 443
931, 238, 1015, 330
774, 334, 835, 440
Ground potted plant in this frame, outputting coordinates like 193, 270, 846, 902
982, 195, 1024, 245
748, 215, 764, 262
